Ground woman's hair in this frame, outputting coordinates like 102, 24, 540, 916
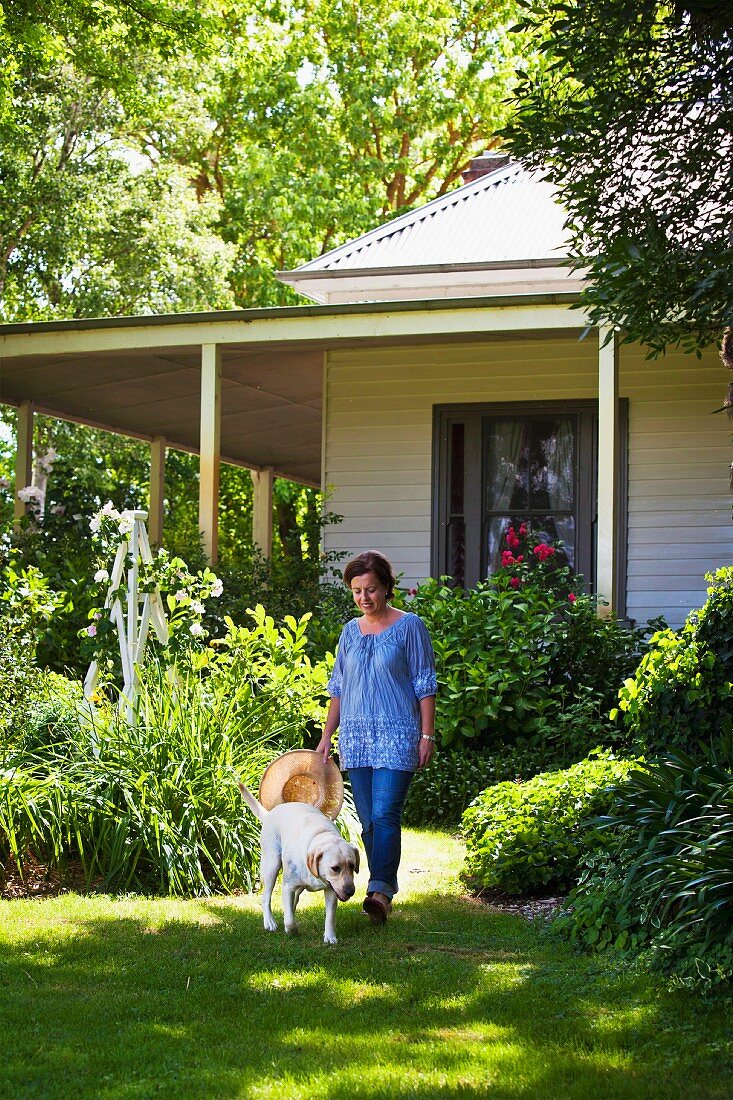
343, 550, 397, 599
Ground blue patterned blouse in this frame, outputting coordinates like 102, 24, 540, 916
327, 612, 437, 772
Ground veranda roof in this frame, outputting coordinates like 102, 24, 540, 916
0, 294, 579, 488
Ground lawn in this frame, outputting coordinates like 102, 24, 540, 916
0, 829, 731, 1100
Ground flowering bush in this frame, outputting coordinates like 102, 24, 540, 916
406, 525, 644, 750
79, 502, 223, 683
494, 522, 579, 603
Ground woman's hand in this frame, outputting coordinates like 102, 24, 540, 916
316, 731, 333, 763
417, 735, 435, 770
317, 698, 340, 763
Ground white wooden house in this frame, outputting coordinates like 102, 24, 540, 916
1, 157, 730, 626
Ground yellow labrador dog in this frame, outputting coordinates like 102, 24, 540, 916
239, 783, 359, 945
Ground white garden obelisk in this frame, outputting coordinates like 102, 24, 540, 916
83, 510, 169, 720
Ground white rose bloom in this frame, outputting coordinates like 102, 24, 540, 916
94, 569, 110, 583
190, 622, 204, 636
211, 578, 223, 597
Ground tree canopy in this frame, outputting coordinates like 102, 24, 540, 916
0, 0, 529, 319
505, 0, 733, 357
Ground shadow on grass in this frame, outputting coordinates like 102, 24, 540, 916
0, 889, 731, 1100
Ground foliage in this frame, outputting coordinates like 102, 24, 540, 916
612, 566, 733, 756
0, 603, 335, 895
403, 739, 562, 828
0, 661, 299, 896
204, 606, 331, 739
407, 525, 646, 749
18, 673, 85, 756
461, 752, 635, 894
506, 0, 733, 356
188, 0, 531, 305
0, 550, 67, 746
1, 0, 532, 320
557, 742, 733, 991
0, 46, 235, 321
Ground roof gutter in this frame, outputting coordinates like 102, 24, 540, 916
0, 291, 583, 338
277, 257, 577, 282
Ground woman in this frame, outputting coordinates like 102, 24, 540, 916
316, 550, 436, 925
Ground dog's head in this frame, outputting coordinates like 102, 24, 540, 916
307, 838, 359, 901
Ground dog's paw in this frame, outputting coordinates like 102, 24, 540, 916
323, 932, 338, 945
263, 916, 278, 933
284, 921, 300, 935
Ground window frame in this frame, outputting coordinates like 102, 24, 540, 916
431, 399, 628, 612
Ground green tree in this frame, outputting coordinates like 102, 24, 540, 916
0, 55, 235, 321
505, 1, 733, 357
148, 0, 529, 305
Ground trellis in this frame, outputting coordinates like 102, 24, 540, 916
83, 510, 169, 720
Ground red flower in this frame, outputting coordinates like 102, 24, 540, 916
516, 554, 524, 563
501, 550, 515, 566
568, 592, 577, 603
506, 525, 521, 549
532, 543, 556, 562
518, 524, 527, 536
509, 576, 521, 588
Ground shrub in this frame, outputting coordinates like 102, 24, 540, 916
613, 566, 733, 756
207, 551, 353, 662
205, 606, 331, 742
19, 673, 84, 754
0, 662, 300, 895
461, 752, 635, 895
0, 554, 67, 750
1, 609, 334, 895
407, 567, 645, 751
557, 742, 733, 990
403, 740, 563, 828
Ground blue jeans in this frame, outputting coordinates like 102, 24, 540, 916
348, 768, 413, 901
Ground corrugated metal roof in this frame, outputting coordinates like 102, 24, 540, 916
295, 162, 570, 273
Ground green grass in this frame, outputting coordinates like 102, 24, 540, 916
1, 829, 731, 1099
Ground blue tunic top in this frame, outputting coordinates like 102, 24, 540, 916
327, 612, 437, 772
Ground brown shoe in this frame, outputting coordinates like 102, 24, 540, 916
363, 893, 391, 928
362, 895, 389, 925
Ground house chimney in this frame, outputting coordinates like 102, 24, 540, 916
461, 151, 510, 185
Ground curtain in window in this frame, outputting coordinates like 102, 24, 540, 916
485, 420, 526, 573
545, 418, 575, 568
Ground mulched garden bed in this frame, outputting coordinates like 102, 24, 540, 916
1, 853, 90, 900
471, 886, 565, 921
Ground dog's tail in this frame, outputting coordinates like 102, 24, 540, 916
237, 780, 267, 823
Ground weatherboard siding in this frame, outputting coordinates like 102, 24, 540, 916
621, 346, 731, 625
323, 338, 731, 627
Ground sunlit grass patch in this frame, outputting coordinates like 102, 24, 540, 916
0, 829, 731, 1100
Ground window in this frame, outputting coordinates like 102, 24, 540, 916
433, 401, 627, 602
